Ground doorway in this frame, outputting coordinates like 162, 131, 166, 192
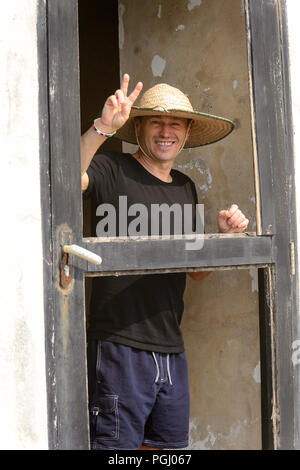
43, 0, 298, 450
78, 0, 261, 450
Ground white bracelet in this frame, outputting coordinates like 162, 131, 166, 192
93, 120, 116, 138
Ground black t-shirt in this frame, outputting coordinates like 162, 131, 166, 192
85, 152, 198, 353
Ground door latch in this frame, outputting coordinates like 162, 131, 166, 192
63, 244, 102, 265
57, 224, 102, 290
60, 245, 102, 289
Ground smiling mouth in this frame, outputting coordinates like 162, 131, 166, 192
154, 140, 177, 147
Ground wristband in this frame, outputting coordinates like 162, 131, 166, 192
93, 120, 116, 138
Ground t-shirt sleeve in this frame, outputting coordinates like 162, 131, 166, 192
185, 177, 200, 234
190, 179, 199, 205
84, 152, 120, 203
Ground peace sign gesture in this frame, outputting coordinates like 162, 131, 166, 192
98, 74, 143, 134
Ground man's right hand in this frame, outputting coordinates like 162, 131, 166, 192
96, 74, 143, 134
81, 74, 143, 190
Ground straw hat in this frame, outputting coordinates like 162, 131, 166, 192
115, 83, 235, 148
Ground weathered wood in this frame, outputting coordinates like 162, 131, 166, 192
47, 0, 89, 450
246, 0, 278, 236
74, 234, 274, 273
258, 267, 278, 450
37, 0, 57, 450
247, 0, 300, 450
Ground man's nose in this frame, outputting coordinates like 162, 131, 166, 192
159, 124, 171, 136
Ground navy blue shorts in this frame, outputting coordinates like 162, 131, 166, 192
87, 340, 190, 450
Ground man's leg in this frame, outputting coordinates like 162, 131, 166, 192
142, 352, 190, 449
87, 340, 160, 450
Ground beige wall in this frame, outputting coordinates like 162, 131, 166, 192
119, 0, 261, 449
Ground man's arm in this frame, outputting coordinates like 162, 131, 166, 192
188, 204, 249, 281
188, 271, 211, 281
81, 74, 143, 192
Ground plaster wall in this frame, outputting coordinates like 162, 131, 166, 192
0, 1, 48, 449
119, 0, 261, 449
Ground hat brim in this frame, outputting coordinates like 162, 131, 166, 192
115, 106, 235, 148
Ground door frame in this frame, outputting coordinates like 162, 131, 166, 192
38, 0, 299, 450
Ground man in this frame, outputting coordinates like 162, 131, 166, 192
81, 74, 249, 450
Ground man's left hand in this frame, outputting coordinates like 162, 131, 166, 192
218, 204, 249, 233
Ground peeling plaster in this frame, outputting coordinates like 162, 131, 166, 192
253, 362, 261, 383
189, 422, 216, 449
188, 0, 203, 11
220, 422, 244, 444
151, 55, 166, 77
175, 159, 212, 194
176, 24, 185, 31
188, 420, 255, 449
157, 4, 162, 19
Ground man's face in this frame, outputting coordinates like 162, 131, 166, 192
135, 115, 189, 162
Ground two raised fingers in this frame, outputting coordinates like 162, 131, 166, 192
114, 74, 143, 106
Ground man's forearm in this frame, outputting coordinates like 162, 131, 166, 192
188, 271, 211, 281
81, 125, 107, 176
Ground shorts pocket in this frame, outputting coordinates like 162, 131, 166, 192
89, 394, 119, 441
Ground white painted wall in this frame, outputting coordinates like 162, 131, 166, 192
0, 1, 48, 449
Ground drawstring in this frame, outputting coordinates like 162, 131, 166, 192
167, 354, 173, 385
152, 352, 160, 383
152, 352, 173, 385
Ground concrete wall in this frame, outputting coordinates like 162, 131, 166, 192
119, 0, 261, 449
0, 1, 48, 449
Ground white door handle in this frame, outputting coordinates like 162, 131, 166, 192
63, 244, 102, 265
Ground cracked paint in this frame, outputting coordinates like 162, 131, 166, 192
253, 362, 261, 383
188, 0, 203, 11
157, 4, 162, 18
175, 159, 212, 194
151, 55, 166, 77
